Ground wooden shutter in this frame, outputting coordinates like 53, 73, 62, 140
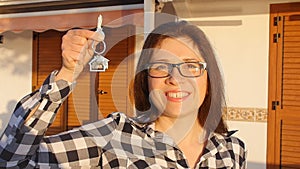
97, 25, 135, 118
32, 30, 67, 134
267, 3, 300, 169
280, 14, 300, 168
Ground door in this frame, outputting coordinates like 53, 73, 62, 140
267, 2, 300, 169
32, 25, 135, 135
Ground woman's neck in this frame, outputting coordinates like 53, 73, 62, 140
155, 113, 206, 168
154, 111, 203, 144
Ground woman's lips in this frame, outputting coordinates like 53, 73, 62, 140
165, 91, 190, 101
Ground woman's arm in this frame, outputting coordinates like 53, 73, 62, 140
0, 71, 74, 168
0, 71, 117, 168
0, 29, 104, 168
36, 114, 117, 168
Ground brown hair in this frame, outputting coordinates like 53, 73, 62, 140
132, 21, 228, 134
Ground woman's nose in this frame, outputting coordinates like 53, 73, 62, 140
166, 67, 184, 85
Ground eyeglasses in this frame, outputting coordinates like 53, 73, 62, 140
146, 62, 207, 78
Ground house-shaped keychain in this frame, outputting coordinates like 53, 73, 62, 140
89, 55, 109, 72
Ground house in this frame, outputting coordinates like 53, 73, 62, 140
0, 0, 300, 168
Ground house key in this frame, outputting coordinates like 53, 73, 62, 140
89, 15, 109, 72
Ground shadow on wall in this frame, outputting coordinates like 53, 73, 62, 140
0, 100, 17, 135
248, 161, 266, 169
248, 162, 300, 169
0, 31, 32, 76
0, 31, 32, 135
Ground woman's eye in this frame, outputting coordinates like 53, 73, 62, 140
186, 63, 199, 69
154, 64, 168, 70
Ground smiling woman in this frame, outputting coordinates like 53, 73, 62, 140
0, 20, 246, 168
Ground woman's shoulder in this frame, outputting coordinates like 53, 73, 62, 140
203, 131, 247, 168
78, 112, 126, 132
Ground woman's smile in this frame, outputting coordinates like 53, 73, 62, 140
165, 90, 190, 101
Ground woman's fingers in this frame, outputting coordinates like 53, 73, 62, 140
67, 29, 104, 42
62, 30, 102, 64
58, 29, 104, 81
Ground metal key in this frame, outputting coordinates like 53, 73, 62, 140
89, 15, 109, 72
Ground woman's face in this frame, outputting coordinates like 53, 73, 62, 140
148, 37, 208, 118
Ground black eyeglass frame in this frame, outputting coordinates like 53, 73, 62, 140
146, 61, 207, 78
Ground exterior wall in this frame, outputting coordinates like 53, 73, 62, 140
0, 31, 32, 135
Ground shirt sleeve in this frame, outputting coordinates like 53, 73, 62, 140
0, 71, 75, 168
36, 115, 117, 168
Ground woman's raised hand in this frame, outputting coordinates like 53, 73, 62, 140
55, 29, 105, 82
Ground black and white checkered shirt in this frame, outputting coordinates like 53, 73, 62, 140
0, 71, 247, 168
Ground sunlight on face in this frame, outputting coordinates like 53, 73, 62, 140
148, 37, 208, 118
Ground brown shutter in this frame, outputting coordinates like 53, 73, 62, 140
282, 15, 300, 109
268, 3, 300, 168
32, 30, 67, 134
279, 14, 300, 168
97, 25, 135, 118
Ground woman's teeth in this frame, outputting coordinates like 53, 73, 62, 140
167, 92, 188, 98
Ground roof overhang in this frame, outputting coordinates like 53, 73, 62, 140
0, 1, 144, 33
0, 0, 143, 14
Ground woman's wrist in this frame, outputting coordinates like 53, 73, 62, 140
55, 67, 75, 83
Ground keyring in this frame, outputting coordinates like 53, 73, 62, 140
91, 40, 106, 56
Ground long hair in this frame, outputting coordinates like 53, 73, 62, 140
132, 21, 228, 134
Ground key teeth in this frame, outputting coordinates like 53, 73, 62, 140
97, 15, 103, 30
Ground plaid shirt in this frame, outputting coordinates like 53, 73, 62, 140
0, 71, 246, 169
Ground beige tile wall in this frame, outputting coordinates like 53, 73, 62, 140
224, 107, 268, 122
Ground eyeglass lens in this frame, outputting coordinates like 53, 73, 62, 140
148, 62, 205, 78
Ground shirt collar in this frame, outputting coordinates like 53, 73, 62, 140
129, 116, 232, 161
128, 118, 179, 148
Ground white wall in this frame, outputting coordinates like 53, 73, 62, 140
0, 31, 33, 135
202, 14, 269, 108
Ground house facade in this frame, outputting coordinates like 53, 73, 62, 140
1, 0, 300, 168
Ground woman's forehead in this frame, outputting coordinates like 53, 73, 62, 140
150, 37, 204, 62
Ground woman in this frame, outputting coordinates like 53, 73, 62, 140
0, 21, 246, 168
